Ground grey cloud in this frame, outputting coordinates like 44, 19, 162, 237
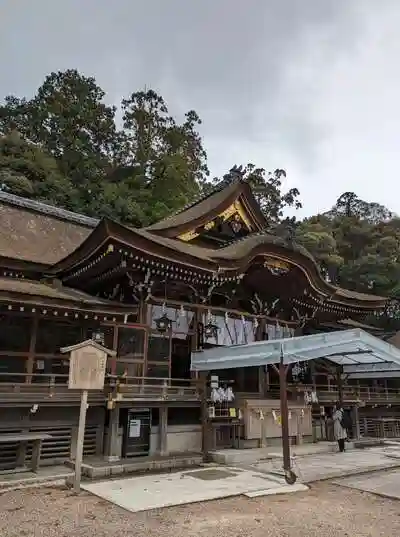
1, 0, 399, 215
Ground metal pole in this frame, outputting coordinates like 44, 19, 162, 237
74, 389, 88, 493
279, 348, 296, 483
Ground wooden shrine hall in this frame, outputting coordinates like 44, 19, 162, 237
0, 170, 395, 473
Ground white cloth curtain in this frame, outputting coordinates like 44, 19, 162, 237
202, 313, 256, 346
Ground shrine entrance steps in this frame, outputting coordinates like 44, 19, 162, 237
65, 452, 203, 480
0, 465, 73, 493
209, 442, 341, 466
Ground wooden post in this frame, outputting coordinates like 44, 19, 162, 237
159, 406, 168, 455
310, 361, 316, 391
259, 412, 267, 448
337, 367, 344, 405
31, 439, 43, 473
74, 389, 88, 494
62, 339, 115, 493
199, 373, 211, 459
110, 325, 118, 376
279, 353, 290, 470
279, 348, 296, 484
26, 315, 38, 383
258, 366, 266, 397
353, 405, 360, 440
296, 412, 303, 445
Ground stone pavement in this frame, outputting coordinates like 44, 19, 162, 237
80, 445, 400, 513
248, 447, 400, 483
81, 465, 306, 512
334, 468, 400, 500
210, 441, 339, 465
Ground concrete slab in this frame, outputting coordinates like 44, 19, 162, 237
210, 442, 339, 465
244, 484, 309, 497
334, 469, 400, 500
249, 447, 400, 483
81, 465, 299, 512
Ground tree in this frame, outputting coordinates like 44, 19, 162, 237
0, 131, 78, 209
120, 89, 209, 222
326, 192, 393, 224
295, 215, 344, 282
0, 69, 124, 212
210, 164, 302, 223
0, 75, 210, 223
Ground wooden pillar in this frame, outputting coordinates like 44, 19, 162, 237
259, 413, 267, 448
310, 361, 316, 391
337, 367, 344, 405
26, 315, 38, 383
296, 412, 303, 445
139, 299, 148, 325
199, 372, 212, 458
238, 367, 245, 392
159, 406, 168, 456
258, 318, 268, 397
31, 439, 42, 473
110, 325, 118, 376
105, 406, 121, 461
353, 405, 360, 440
258, 366, 266, 397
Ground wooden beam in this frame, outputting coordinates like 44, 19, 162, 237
159, 406, 168, 456
26, 315, 38, 383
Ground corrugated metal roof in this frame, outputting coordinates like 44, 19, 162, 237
191, 328, 400, 371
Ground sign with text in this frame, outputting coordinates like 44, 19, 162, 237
68, 345, 107, 390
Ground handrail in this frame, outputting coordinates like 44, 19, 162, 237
0, 372, 198, 388
266, 383, 400, 401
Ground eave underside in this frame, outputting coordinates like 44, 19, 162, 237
45, 219, 386, 314
0, 277, 137, 319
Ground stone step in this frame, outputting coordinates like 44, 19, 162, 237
0, 470, 73, 493
210, 443, 342, 465
66, 454, 204, 479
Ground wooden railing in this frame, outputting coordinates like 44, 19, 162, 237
0, 373, 200, 404
110, 375, 200, 401
0, 373, 104, 405
267, 383, 400, 403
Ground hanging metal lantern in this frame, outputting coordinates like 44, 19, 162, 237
154, 313, 172, 334
292, 362, 302, 380
204, 320, 219, 340
92, 328, 105, 345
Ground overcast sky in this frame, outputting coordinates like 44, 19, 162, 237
1, 0, 399, 217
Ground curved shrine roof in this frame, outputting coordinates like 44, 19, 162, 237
0, 189, 388, 309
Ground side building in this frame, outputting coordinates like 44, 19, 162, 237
0, 177, 393, 471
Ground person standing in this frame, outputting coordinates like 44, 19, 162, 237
333, 402, 347, 452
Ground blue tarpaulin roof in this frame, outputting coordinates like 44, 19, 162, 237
191, 328, 400, 371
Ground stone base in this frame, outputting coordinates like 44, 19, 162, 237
104, 456, 120, 463
65, 453, 204, 480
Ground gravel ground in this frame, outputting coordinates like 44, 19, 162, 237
0, 482, 399, 537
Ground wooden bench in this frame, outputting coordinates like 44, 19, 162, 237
0, 432, 52, 472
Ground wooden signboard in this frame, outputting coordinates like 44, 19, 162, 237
68, 346, 107, 390
61, 339, 116, 493
61, 339, 116, 391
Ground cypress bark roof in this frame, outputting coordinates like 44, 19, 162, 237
0, 192, 96, 265
0, 188, 388, 309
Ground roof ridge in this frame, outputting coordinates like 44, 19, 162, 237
158, 168, 245, 221
0, 191, 99, 228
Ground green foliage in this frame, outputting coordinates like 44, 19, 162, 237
2, 68, 400, 307
209, 164, 302, 223
0, 131, 78, 209
296, 194, 400, 298
0, 73, 208, 224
